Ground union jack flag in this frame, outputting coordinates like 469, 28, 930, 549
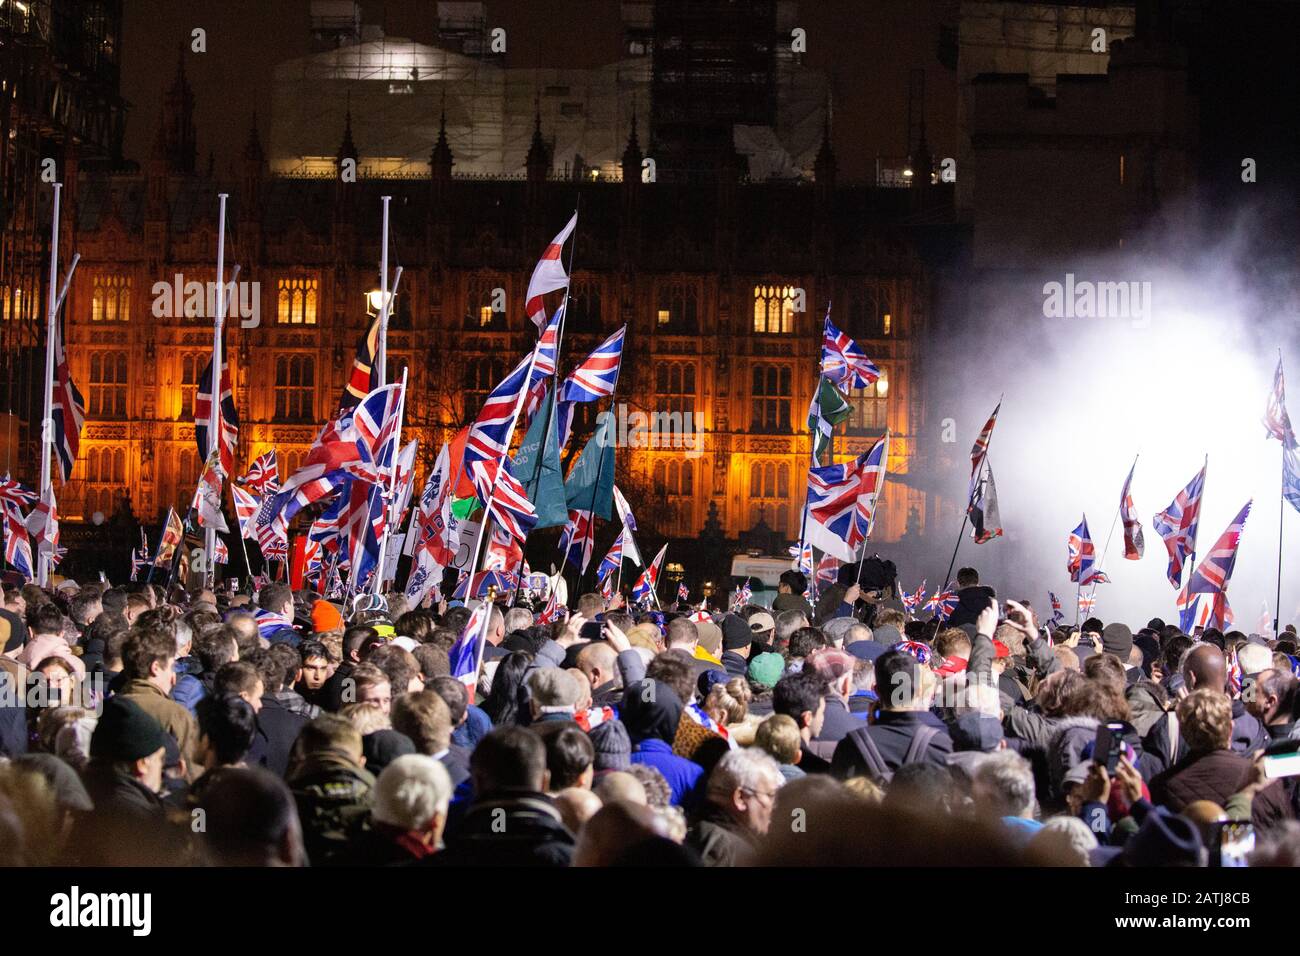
1078, 593, 1097, 617
789, 541, 813, 576
523, 307, 563, 421
600, 573, 613, 601
153, 508, 184, 567
195, 351, 239, 477
806, 434, 889, 560
2, 500, 33, 578
1048, 591, 1064, 627
1067, 515, 1097, 584
51, 307, 84, 482
893, 640, 933, 665
678, 582, 690, 603
130, 529, 150, 581
483, 524, 523, 573
820, 310, 880, 390
632, 543, 667, 604
559, 508, 595, 574
595, 528, 624, 581
815, 553, 838, 588
524, 212, 578, 332
213, 537, 230, 565
452, 570, 516, 601
24, 486, 58, 560
1152, 460, 1206, 588
925, 588, 958, 622
449, 600, 491, 702
1121, 458, 1144, 560
465, 352, 533, 474
471, 457, 538, 543
1263, 352, 1297, 449
262, 384, 402, 525
969, 401, 1001, 503
239, 451, 279, 496
901, 580, 927, 616
341, 313, 381, 410
1177, 500, 1251, 632
536, 588, 565, 626
732, 581, 753, 611
191, 450, 229, 532
0, 476, 37, 508
230, 482, 259, 541
560, 326, 625, 402
408, 442, 457, 566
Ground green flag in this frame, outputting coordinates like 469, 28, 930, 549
450, 495, 480, 521
513, 389, 569, 529
807, 376, 851, 460
564, 414, 616, 519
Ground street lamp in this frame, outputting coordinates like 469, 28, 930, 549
365, 289, 396, 317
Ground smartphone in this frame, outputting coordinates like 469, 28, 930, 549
1214, 821, 1255, 868
1093, 721, 1126, 774
1263, 739, 1300, 779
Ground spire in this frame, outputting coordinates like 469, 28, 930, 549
336, 100, 359, 167
814, 95, 835, 185
621, 105, 643, 181
244, 111, 264, 162
525, 99, 551, 181
429, 98, 453, 180
159, 43, 197, 174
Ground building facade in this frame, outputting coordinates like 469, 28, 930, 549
45, 50, 951, 552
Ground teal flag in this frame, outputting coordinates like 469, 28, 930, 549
514, 389, 569, 529
564, 414, 616, 519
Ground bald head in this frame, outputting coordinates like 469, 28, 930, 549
577, 642, 619, 689
553, 787, 603, 834
593, 770, 648, 806
573, 800, 669, 867
1184, 644, 1226, 693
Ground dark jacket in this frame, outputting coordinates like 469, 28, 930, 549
687, 801, 758, 867
0, 670, 26, 758
772, 592, 815, 619
430, 790, 574, 867
249, 696, 309, 777
332, 821, 439, 866
720, 650, 748, 678
439, 744, 472, 789
69, 763, 177, 865
1149, 749, 1251, 813
320, 661, 356, 713
807, 695, 859, 761
831, 710, 954, 779
288, 751, 375, 865
946, 586, 996, 629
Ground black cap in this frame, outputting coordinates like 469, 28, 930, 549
721, 614, 752, 651
89, 697, 169, 763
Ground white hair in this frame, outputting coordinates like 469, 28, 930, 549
503, 607, 534, 634
372, 754, 453, 830
1237, 642, 1272, 676
957, 681, 1003, 718
1030, 815, 1098, 866
529, 668, 580, 710
708, 747, 783, 796
175, 618, 193, 655
974, 750, 1036, 817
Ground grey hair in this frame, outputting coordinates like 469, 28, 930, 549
1030, 815, 1098, 866
707, 747, 783, 797
975, 750, 1036, 818
1236, 642, 1272, 676
504, 607, 534, 635
774, 610, 809, 644
528, 668, 580, 710
372, 754, 452, 829
174, 618, 194, 654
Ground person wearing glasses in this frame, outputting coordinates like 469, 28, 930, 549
686, 748, 784, 867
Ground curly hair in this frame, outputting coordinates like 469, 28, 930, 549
1177, 689, 1233, 754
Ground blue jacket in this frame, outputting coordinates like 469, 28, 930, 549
631, 739, 705, 809
171, 657, 205, 714
452, 704, 492, 749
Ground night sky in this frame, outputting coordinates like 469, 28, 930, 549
120, 0, 958, 183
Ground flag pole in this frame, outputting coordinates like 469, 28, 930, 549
230, 481, 255, 592
1276, 444, 1285, 636
941, 394, 1003, 592
36, 182, 62, 587
371, 368, 409, 595
580, 328, 625, 592
376, 195, 391, 387
204, 193, 230, 588
36, 248, 80, 583
1087, 451, 1139, 614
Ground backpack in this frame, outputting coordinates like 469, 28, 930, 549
849, 724, 940, 783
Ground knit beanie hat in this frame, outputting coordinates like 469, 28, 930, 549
747, 652, 785, 688
1102, 622, 1134, 660
721, 614, 752, 651
311, 600, 344, 634
589, 718, 632, 771
89, 697, 169, 763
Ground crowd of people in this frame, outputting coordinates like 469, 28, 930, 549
1, 560, 1299, 867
